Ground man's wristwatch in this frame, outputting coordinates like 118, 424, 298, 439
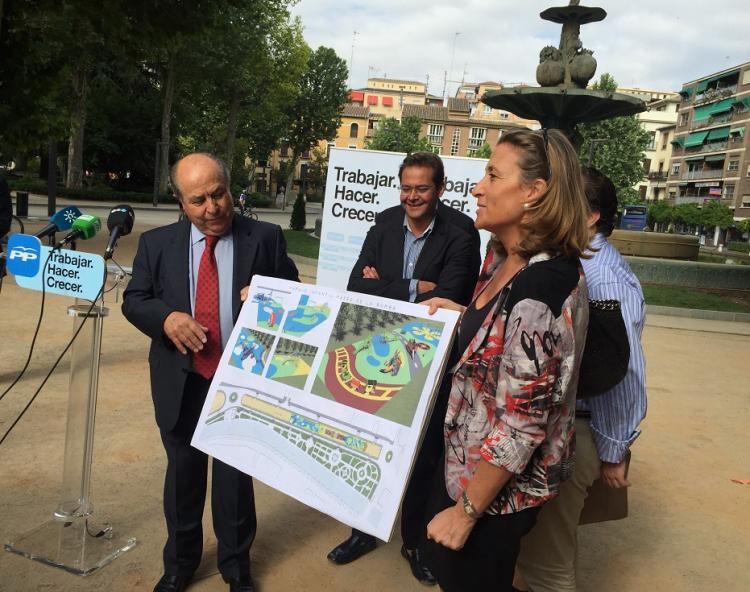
461, 489, 482, 519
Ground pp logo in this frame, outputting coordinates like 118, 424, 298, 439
7, 234, 42, 277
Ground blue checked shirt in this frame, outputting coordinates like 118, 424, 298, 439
578, 233, 647, 463
402, 215, 435, 302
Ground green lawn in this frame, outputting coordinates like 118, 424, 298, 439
642, 284, 750, 313
283, 229, 320, 259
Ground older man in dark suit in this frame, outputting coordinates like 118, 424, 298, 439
327, 151, 480, 585
123, 153, 298, 592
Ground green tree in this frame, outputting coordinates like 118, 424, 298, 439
578, 73, 651, 202
701, 200, 733, 230
648, 200, 674, 232
673, 203, 701, 229
365, 116, 432, 153
470, 142, 493, 159
0, 1, 70, 164
289, 193, 306, 230
305, 146, 329, 197
282, 46, 348, 207
736, 219, 750, 243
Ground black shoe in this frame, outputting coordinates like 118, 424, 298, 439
401, 545, 436, 586
224, 574, 255, 592
326, 533, 377, 565
154, 574, 192, 592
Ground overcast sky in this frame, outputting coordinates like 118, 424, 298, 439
291, 0, 750, 96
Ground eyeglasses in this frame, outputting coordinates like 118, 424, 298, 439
400, 184, 434, 196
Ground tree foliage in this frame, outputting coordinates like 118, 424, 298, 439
289, 193, 306, 230
1, 0, 311, 196
470, 143, 493, 159
700, 200, 733, 229
578, 73, 651, 202
365, 116, 432, 153
281, 45, 348, 204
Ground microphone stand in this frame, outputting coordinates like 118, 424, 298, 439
4, 269, 136, 575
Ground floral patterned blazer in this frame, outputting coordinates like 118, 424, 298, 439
444, 248, 588, 515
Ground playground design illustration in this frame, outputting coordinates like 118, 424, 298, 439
202, 388, 383, 500
282, 294, 331, 337
229, 328, 275, 375
311, 303, 444, 427
252, 291, 285, 330
266, 338, 318, 390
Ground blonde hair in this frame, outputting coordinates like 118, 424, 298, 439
490, 128, 590, 260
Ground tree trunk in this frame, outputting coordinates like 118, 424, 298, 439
65, 64, 88, 189
158, 53, 177, 195
283, 153, 299, 211
225, 90, 241, 175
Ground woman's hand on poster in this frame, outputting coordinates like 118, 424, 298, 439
421, 297, 466, 316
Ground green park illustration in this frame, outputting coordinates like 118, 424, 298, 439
311, 303, 444, 427
266, 338, 318, 389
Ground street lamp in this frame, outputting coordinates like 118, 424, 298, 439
587, 138, 610, 167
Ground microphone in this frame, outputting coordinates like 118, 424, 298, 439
56, 214, 101, 248
34, 206, 82, 239
104, 205, 135, 260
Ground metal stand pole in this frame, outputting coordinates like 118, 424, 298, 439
4, 304, 136, 575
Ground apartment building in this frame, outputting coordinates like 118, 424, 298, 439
403, 99, 521, 158
349, 77, 430, 119
636, 96, 680, 200
668, 62, 750, 219
456, 82, 540, 129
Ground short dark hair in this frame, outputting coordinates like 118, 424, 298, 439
581, 166, 617, 237
398, 151, 445, 189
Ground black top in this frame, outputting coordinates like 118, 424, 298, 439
458, 290, 501, 356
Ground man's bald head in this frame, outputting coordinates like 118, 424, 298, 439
171, 153, 231, 200
171, 153, 234, 237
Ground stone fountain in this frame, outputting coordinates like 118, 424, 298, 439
482, 2, 716, 266
481, 0, 646, 146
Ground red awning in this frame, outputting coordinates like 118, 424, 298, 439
367, 95, 379, 105
350, 91, 364, 102
382, 96, 393, 106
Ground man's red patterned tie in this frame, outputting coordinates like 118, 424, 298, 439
193, 235, 222, 379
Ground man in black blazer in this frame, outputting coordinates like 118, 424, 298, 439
123, 153, 298, 592
374, 199, 482, 288
328, 152, 480, 585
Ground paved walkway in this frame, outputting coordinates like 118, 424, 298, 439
1, 224, 749, 592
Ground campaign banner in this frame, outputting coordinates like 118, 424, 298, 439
9, 234, 105, 300
191, 275, 460, 541
316, 148, 490, 290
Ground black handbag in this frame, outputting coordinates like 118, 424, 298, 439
577, 299, 631, 399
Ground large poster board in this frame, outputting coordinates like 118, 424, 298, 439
317, 147, 491, 290
191, 275, 460, 541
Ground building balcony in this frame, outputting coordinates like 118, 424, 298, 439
427, 135, 443, 145
694, 85, 737, 106
648, 172, 668, 181
468, 139, 485, 150
682, 169, 725, 180
689, 109, 745, 131
683, 140, 728, 155
674, 195, 707, 204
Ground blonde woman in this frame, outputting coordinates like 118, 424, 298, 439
421, 128, 590, 591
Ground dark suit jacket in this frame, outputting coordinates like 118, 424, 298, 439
347, 208, 478, 306
376, 201, 481, 280
122, 215, 299, 430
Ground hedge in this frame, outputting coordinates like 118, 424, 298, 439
8, 178, 175, 204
